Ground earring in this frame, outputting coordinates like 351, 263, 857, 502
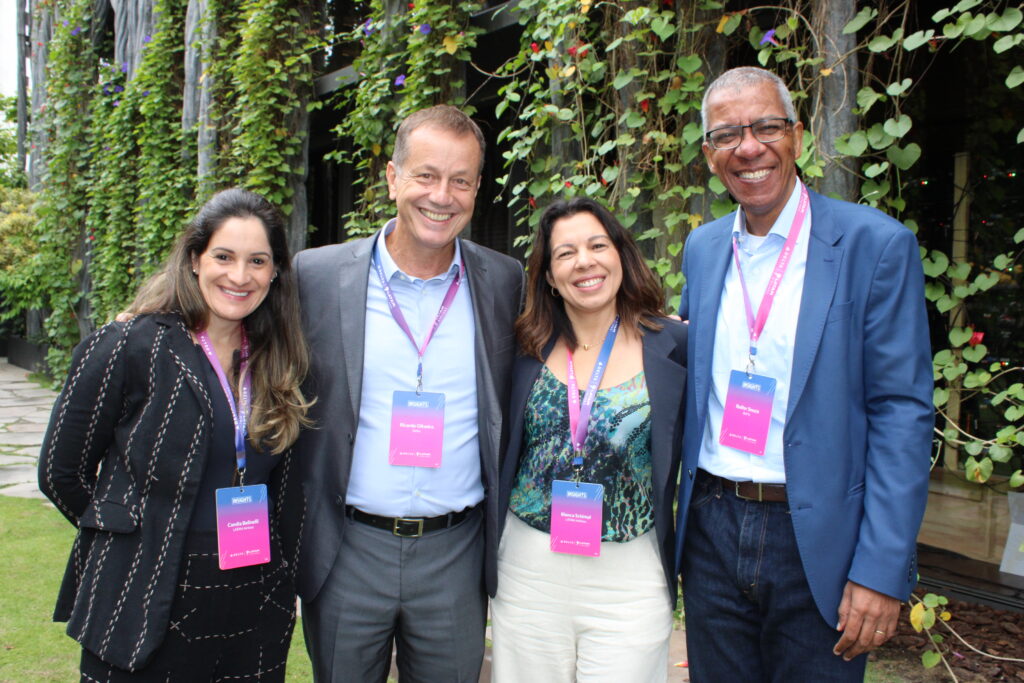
551, 286, 560, 298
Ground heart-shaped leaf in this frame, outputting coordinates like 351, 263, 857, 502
948, 326, 973, 347
922, 250, 949, 277
962, 344, 986, 363
975, 272, 999, 291
887, 143, 921, 170
883, 115, 912, 138
835, 131, 868, 156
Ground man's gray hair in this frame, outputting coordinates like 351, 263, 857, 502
392, 105, 486, 175
701, 67, 797, 133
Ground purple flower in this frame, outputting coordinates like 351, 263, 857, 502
419, 23, 431, 34
102, 85, 110, 95
62, 19, 68, 26
142, 90, 150, 97
363, 19, 374, 36
120, 62, 128, 73
143, 34, 152, 43
760, 29, 780, 46
114, 84, 124, 93
113, 100, 120, 107
104, 145, 110, 151
71, 26, 82, 36
394, 74, 406, 87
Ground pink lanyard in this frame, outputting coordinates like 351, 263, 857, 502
730, 182, 809, 373
566, 317, 619, 479
372, 246, 463, 394
196, 327, 252, 477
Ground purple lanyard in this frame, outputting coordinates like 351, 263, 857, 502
372, 246, 463, 393
566, 317, 620, 478
730, 182, 809, 373
196, 327, 252, 477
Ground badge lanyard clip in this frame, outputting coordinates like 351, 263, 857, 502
566, 317, 620, 487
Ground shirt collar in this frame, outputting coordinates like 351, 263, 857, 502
732, 178, 807, 247
375, 218, 463, 283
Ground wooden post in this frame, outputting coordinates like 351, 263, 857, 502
944, 151, 970, 470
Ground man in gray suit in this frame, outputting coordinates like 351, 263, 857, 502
294, 105, 524, 682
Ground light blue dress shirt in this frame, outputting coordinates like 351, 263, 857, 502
699, 180, 811, 483
346, 220, 483, 517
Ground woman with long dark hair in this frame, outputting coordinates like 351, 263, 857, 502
491, 197, 687, 682
39, 188, 312, 681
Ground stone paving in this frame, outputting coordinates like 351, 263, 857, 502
0, 357, 690, 680
0, 357, 58, 500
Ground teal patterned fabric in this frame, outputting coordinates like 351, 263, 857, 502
509, 365, 655, 542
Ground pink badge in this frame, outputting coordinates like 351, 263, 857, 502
719, 370, 776, 456
215, 484, 271, 570
389, 391, 445, 468
550, 480, 603, 556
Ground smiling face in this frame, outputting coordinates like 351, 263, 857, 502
385, 124, 482, 272
191, 216, 275, 333
546, 211, 623, 321
702, 81, 803, 235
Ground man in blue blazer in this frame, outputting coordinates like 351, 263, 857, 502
674, 66, 933, 681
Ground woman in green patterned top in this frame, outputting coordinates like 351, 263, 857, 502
491, 197, 688, 682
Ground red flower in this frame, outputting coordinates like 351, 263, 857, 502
640, 99, 650, 113
408, 2, 414, 7
530, 42, 540, 53
579, 48, 588, 58
564, 181, 572, 187
968, 330, 984, 347
568, 46, 577, 57
529, 197, 537, 208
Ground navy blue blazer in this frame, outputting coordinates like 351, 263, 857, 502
674, 189, 933, 622
496, 320, 688, 604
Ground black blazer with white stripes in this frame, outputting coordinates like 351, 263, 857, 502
38, 313, 303, 672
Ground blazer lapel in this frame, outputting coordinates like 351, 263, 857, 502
339, 234, 375, 424
462, 241, 501, 466
643, 329, 686, 503
788, 191, 843, 419
691, 224, 732, 438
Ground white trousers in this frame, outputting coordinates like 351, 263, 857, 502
490, 513, 672, 683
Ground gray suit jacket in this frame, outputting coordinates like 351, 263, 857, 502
293, 231, 524, 600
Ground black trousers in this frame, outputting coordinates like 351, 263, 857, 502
80, 529, 296, 682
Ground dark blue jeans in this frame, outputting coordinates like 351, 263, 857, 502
681, 471, 867, 683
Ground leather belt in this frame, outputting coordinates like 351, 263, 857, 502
346, 505, 473, 538
703, 471, 788, 503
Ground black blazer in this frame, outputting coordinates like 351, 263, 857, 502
495, 320, 688, 603
38, 313, 303, 671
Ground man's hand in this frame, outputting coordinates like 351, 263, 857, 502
833, 581, 900, 661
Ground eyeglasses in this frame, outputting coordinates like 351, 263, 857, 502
704, 118, 793, 150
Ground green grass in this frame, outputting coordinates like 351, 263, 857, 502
0, 495, 314, 681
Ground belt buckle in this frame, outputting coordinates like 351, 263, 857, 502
734, 481, 764, 502
393, 517, 424, 538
